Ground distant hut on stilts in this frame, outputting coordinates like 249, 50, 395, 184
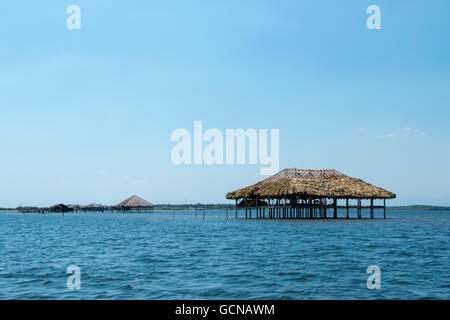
80, 203, 106, 212
112, 195, 154, 212
48, 204, 73, 213
226, 168, 396, 220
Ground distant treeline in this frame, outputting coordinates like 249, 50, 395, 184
388, 205, 450, 211
1, 204, 236, 212
154, 203, 235, 210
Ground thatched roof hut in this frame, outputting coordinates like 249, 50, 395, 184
113, 195, 154, 212
48, 204, 73, 213
226, 168, 395, 200
227, 169, 395, 219
80, 203, 105, 212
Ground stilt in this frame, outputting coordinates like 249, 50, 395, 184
235, 200, 237, 219
357, 199, 361, 219
333, 198, 337, 219
370, 198, 374, 219
346, 198, 349, 219
383, 199, 386, 219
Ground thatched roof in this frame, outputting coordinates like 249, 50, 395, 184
226, 169, 396, 200
115, 195, 154, 208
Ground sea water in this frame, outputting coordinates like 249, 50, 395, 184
0, 210, 448, 299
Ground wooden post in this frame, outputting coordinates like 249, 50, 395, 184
235, 200, 238, 219
346, 198, 349, 219
333, 198, 337, 219
256, 195, 259, 219
383, 199, 386, 219
357, 199, 361, 219
370, 198, 374, 219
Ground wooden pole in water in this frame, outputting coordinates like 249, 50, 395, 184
245, 199, 248, 219
346, 198, 349, 219
384, 199, 386, 219
333, 198, 337, 219
235, 199, 237, 219
256, 195, 259, 219
358, 199, 361, 219
203, 209, 206, 220
370, 198, 374, 219
279, 199, 281, 218
309, 198, 312, 218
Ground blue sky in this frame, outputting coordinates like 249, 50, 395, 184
1, 0, 449, 206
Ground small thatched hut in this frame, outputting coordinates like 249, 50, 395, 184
226, 168, 395, 219
80, 203, 105, 212
48, 204, 73, 213
112, 195, 154, 212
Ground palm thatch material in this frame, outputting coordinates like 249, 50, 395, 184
113, 195, 154, 211
226, 168, 396, 200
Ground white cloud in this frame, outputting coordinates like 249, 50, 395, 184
404, 127, 419, 133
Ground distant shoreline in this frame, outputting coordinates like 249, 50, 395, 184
1, 204, 449, 212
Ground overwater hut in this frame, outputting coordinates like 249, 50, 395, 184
48, 204, 73, 213
80, 203, 105, 212
16, 206, 40, 213
112, 195, 154, 212
226, 168, 396, 219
